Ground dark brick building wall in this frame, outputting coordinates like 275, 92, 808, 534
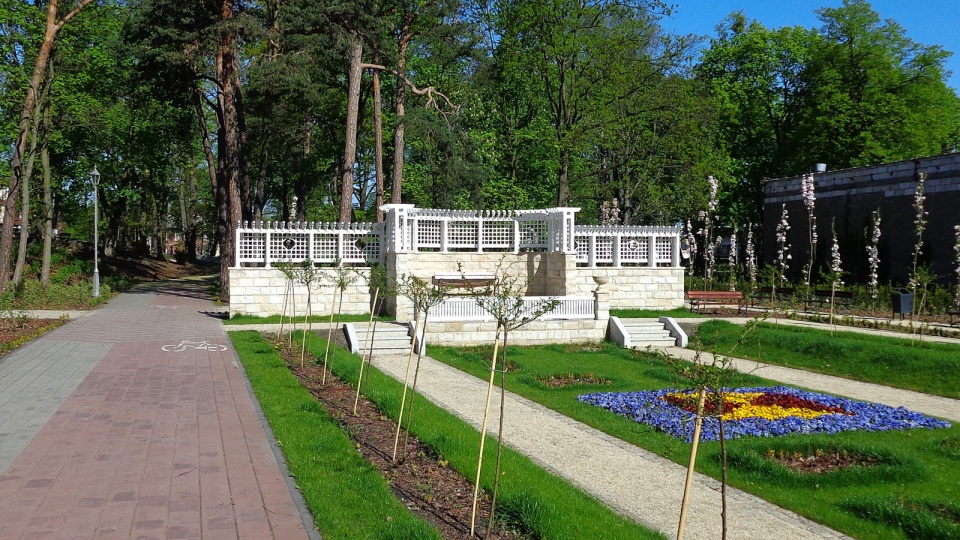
762, 153, 960, 287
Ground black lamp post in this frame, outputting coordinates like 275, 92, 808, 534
91, 166, 100, 298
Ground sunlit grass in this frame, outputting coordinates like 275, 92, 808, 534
429, 341, 960, 539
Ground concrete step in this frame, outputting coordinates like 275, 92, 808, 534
346, 322, 413, 355
611, 318, 681, 348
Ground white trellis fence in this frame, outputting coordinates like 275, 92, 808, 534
234, 205, 681, 268
235, 221, 384, 267
575, 225, 681, 268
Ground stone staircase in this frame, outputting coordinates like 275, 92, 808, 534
344, 321, 415, 356
609, 317, 685, 349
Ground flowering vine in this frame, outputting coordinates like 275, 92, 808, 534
867, 210, 881, 301
830, 220, 843, 288
909, 173, 928, 293
745, 226, 757, 293
728, 225, 738, 291
954, 224, 960, 310
700, 176, 720, 288
774, 204, 791, 291
800, 173, 818, 296
686, 220, 698, 276
600, 199, 621, 226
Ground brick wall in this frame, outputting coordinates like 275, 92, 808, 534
763, 153, 960, 285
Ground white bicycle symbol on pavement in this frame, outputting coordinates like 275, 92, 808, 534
161, 340, 228, 352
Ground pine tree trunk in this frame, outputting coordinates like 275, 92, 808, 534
373, 64, 385, 222
340, 38, 363, 223
391, 24, 412, 205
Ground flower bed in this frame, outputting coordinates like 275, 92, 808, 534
579, 386, 951, 442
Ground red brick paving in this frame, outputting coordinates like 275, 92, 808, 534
0, 280, 311, 539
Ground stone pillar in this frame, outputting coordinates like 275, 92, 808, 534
593, 276, 610, 320
594, 287, 610, 320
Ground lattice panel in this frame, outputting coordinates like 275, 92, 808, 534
416, 220, 442, 247
237, 232, 265, 261
595, 237, 613, 262
574, 236, 590, 261
655, 237, 673, 262
448, 220, 479, 247
344, 233, 381, 262
620, 236, 648, 263
520, 221, 548, 247
482, 220, 513, 247
269, 232, 310, 261
312, 234, 338, 262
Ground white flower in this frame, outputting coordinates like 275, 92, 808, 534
707, 176, 718, 213
867, 211, 881, 299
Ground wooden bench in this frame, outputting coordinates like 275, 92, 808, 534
805, 290, 855, 313
750, 286, 794, 308
431, 273, 496, 292
948, 310, 960, 326
687, 290, 746, 315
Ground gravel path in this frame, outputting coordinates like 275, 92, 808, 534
370, 353, 850, 540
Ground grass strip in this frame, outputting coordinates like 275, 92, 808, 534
230, 331, 440, 540
428, 341, 960, 540
225, 312, 392, 325
694, 319, 960, 399
276, 331, 664, 539
610, 307, 703, 319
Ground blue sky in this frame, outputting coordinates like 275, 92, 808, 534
659, 0, 960, 90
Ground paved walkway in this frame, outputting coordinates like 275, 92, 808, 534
0, 279, 312, 539
368, 353, 852, 540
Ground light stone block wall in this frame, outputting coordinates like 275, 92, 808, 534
423, 318, 608, 347
228, 267, 372, 318
229, 256, 684, 320
567, 267, 685, 310
386, 252, 570, 321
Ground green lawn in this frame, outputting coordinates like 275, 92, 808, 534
694, 319, 960, 399
427, 341, 960, 540
232, 331, 664, 540
611, 307, 702, 319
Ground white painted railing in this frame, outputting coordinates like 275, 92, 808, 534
383, 205, 579, 254
430, 296, 595, 322
234, 206, 681, 268
236, 221, 384, 267
575, 225, 680, 268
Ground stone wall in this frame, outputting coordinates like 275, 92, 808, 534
228, 267, 372, 317
386, 252, 570, 321
763, 153, 960, 285
423, 318, 608, 347
565, 267, 685, 310
229, 254, 685, 319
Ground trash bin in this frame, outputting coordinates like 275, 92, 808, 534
891, 288, 914, 320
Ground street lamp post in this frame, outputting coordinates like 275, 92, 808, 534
91, 166, 100, 298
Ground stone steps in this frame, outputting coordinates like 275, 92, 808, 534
344, 322, 414, 356
610, 317, 684, 349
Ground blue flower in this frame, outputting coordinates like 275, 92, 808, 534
578, 386, 951, 442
